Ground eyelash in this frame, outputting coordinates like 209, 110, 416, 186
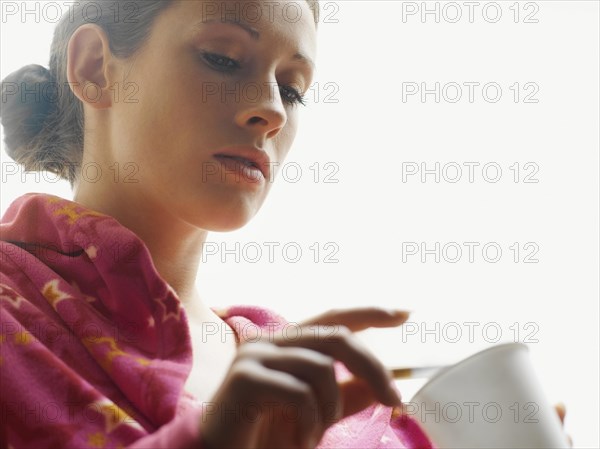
200, 51, 307, 107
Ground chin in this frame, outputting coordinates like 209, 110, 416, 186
186, 204, 259, 232
203, 214, 255, 232
176, 187, 266, 232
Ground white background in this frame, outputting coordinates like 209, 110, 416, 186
1, 1, 598, 446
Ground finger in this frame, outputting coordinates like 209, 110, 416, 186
235, 359, 322, 449
259, 346, 342, 434
273, 325, 402, 408
554, 402, 566, 424
299, 307, 410, 332
338, 377, 378, 418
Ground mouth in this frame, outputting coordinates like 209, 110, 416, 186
213, 155, 267, 182
212, 146, 271, 180
215, 155, 259, 169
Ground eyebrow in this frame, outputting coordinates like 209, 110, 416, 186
196, 19, 316, 71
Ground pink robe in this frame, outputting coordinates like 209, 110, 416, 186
0, 193, 433, 449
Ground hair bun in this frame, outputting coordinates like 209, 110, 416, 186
1, 64, 59, 156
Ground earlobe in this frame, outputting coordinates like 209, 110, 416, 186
66, 24, 114, 109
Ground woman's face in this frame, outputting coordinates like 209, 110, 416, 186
101, 0, 316, 231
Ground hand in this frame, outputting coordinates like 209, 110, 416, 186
298, 307, 410, 416
554, 402, 573, 447
200, 307, 409, 449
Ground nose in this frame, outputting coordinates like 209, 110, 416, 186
234, 81, 288, 140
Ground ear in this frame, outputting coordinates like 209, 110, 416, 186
66, 24, 117, 109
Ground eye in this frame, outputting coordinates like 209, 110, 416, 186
200, 51, 307, 107
200, 51, 241, 71
280, 85, 307, 107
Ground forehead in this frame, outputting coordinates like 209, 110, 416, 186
171, 0, 317, 55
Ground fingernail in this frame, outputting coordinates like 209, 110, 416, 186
392, 402, 410, 417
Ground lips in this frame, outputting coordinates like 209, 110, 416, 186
215, 155, 258, 168
213, 146, 271, 180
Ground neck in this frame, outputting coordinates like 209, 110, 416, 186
73, 183, 209, 317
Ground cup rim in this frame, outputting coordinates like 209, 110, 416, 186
411, 342, 529, 400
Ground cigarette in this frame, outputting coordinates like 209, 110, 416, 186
390, 365, 446, 379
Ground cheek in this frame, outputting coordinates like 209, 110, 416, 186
121, 82, 195, 156
275, 120, 299, 161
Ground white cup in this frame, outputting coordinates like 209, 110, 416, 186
407, 343, 570, 448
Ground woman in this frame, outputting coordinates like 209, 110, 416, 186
0, 1, 568, 448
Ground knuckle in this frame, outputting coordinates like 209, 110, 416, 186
237, 340, 273, 357
312, 353, 336, 372
314, 324, 352, 346
325, 307, 341, 317
287, 382, 317, 406
366, 306, 384, 314
332, 324, 351, 337
229, 359, 256, 382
